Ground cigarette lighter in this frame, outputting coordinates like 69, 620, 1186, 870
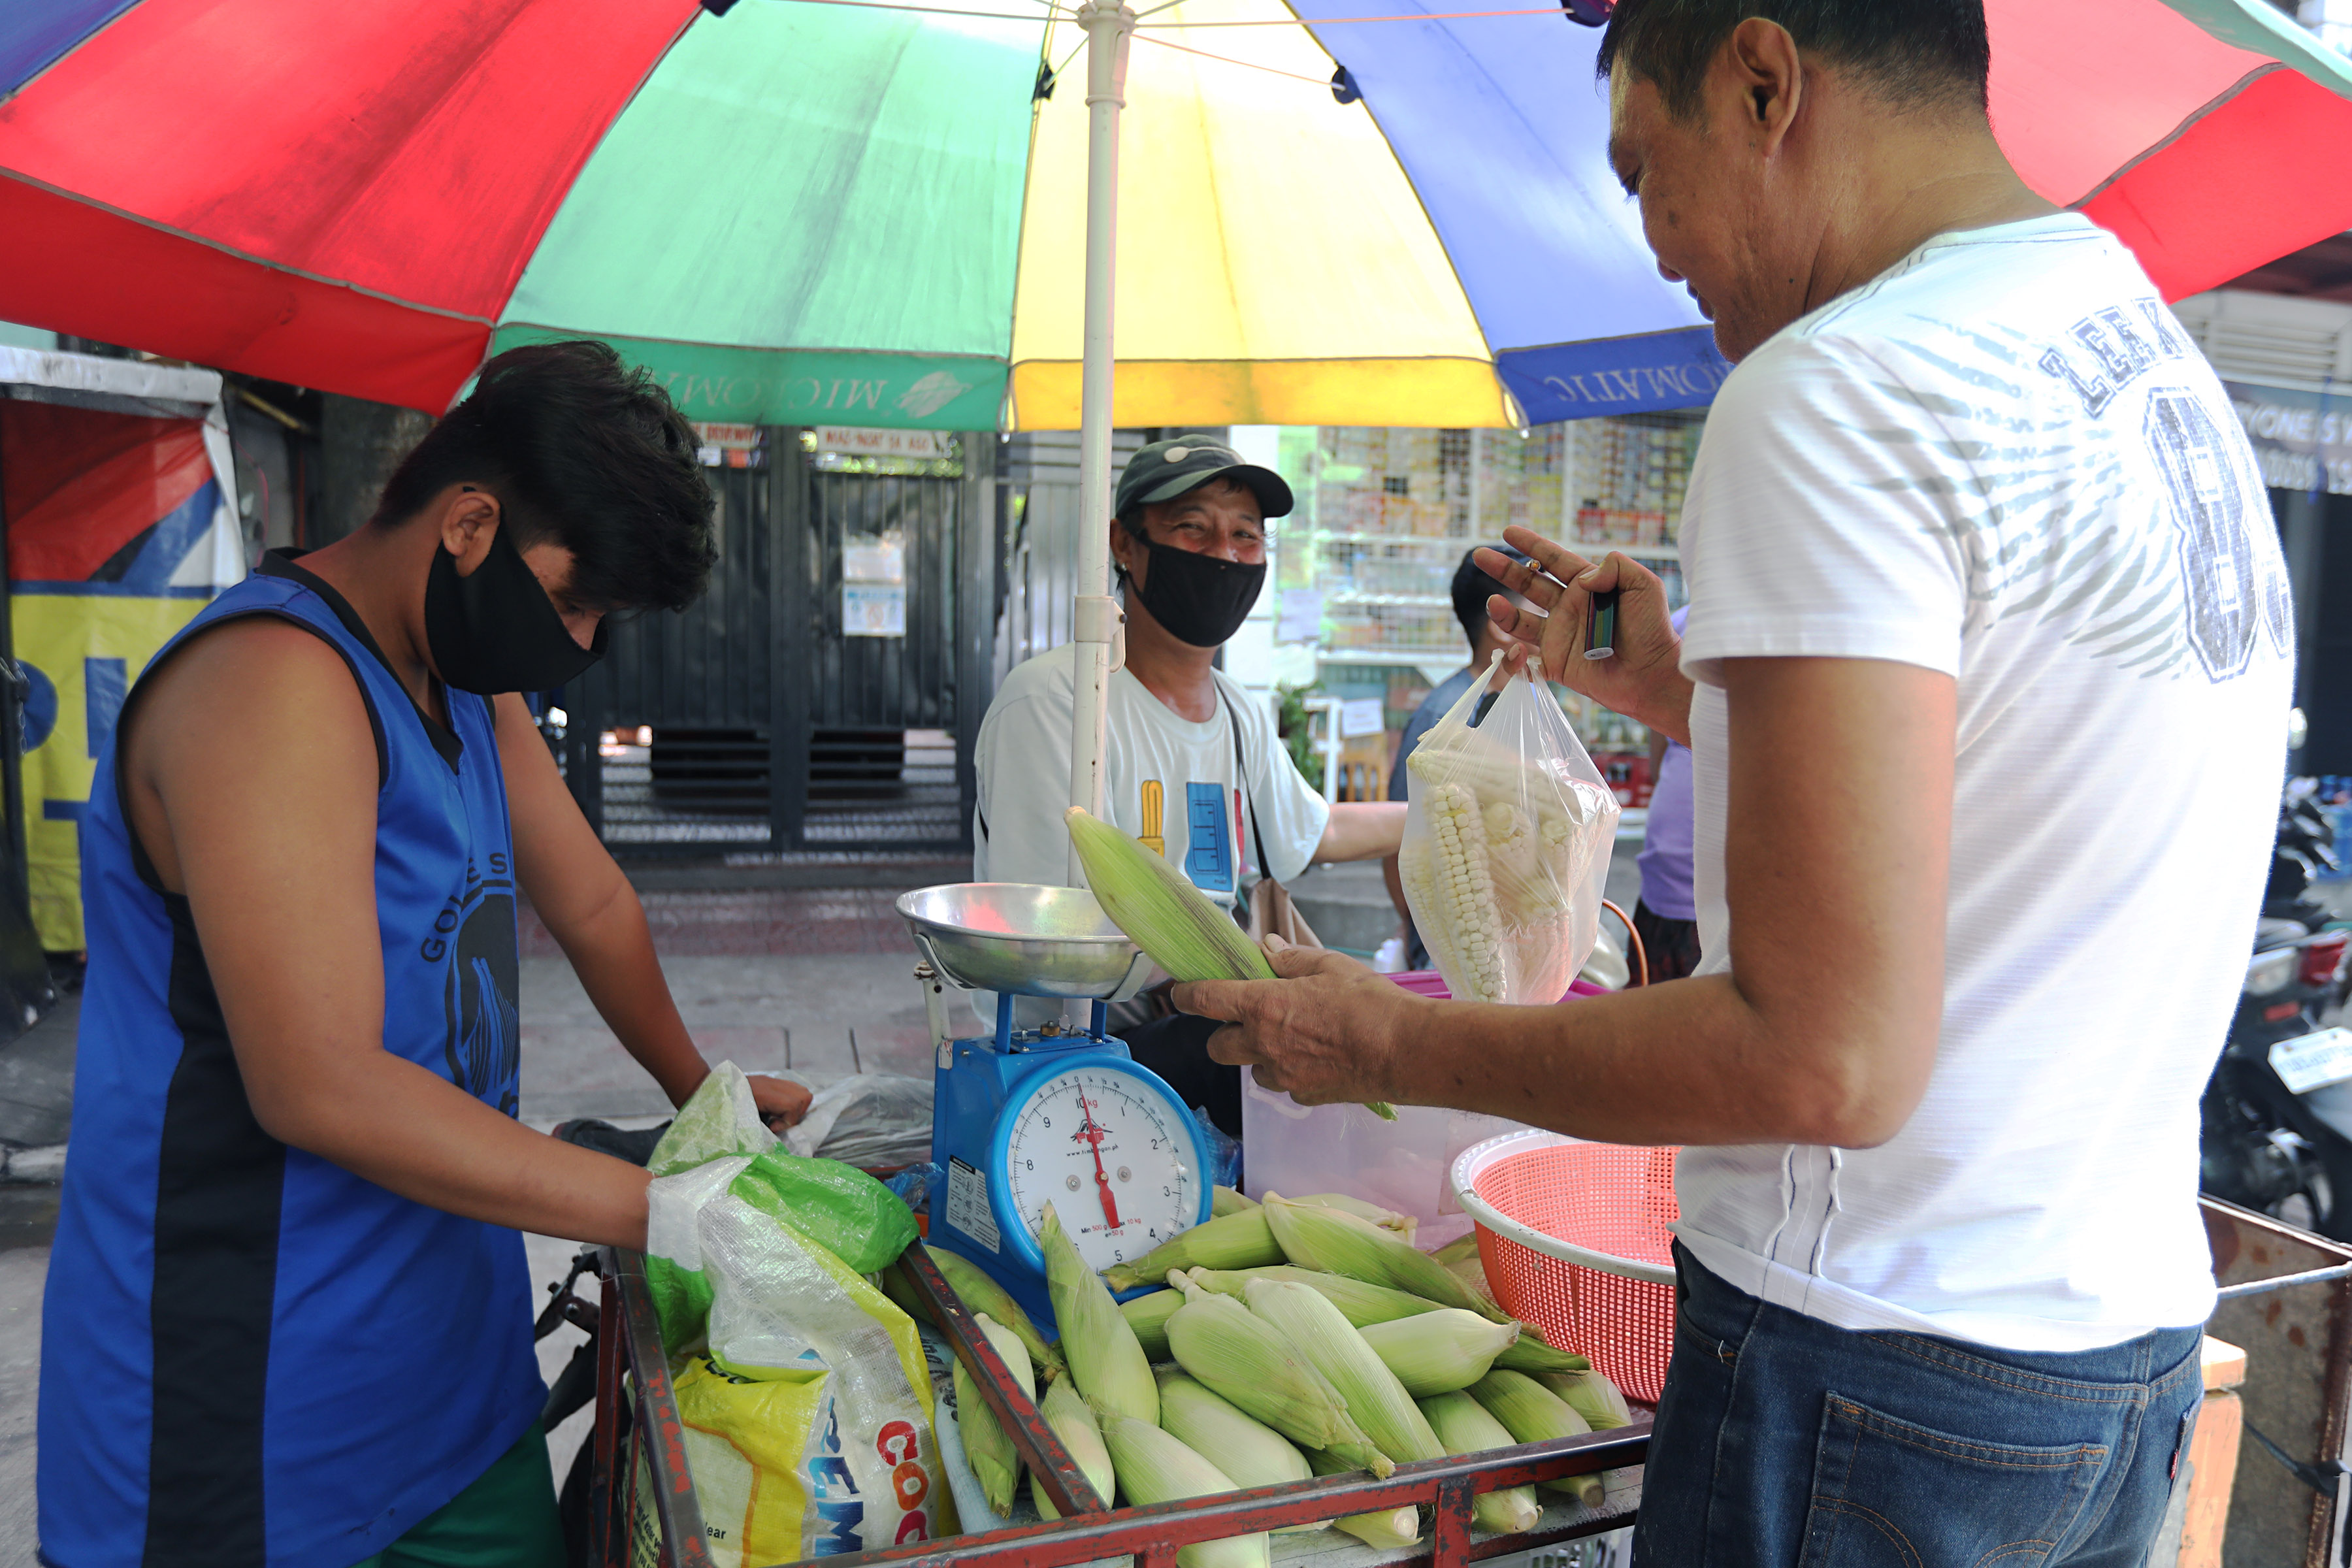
1584, 587, 1620, 661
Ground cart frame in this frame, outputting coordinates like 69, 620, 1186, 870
583, 1244, 1648, 1568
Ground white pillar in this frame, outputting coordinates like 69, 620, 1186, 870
1066, 0, 1135, 885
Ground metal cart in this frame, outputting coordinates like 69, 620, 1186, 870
574, 1243, 1649, 1568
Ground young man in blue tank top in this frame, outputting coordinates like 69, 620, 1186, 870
39, 342, 809, 1568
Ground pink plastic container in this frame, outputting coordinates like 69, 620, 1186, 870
1237, 973, 1601, 1246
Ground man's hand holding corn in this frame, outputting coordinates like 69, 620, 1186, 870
1174, 936, 1432, 1106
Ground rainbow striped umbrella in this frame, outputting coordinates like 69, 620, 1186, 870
2, 0, 2349, 434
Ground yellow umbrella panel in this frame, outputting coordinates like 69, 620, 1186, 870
1007, 0, 1513, 431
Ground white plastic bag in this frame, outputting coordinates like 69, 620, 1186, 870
786, 1074, 933, 1169
1399, 655, 1620, 1004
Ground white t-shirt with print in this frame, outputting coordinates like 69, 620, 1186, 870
971, 645, 1331, 1017
1674, 213, 2293, 1352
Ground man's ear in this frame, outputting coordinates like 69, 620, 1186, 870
1109, 519, 1145, 585
1723, 16, 1804, 154
437, 485, 502, 574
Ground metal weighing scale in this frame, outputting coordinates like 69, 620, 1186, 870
897, 883, 1214, 1331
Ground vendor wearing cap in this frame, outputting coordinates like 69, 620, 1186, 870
972, 438, 1404, 1133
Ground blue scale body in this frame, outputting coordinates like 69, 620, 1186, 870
928, 996, 1211, 1332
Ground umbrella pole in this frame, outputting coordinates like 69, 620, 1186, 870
1065, 0, 1136, 887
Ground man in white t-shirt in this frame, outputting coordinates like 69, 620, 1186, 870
973, 438, 1404, 1131
1176, 3, 2291, 1561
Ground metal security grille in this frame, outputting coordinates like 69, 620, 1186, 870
559, 432, 994, 855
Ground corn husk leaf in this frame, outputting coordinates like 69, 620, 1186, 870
912, 1243, 1065, 1382
1492, 1329, 1593, 1375
1043, 1201, 1157, 1425
1212, 1185, 1260, 1217
1096, 1413, 1272, 1568
1119, 1287, 1183, 1362
1296, 1192, 1417, 1239
1359, 1309, 1522, 1397
1419, 1390, 1541, 1535
1158, 1371, 1325, 1533
1188, 1265, 1445, 1328
1303, 1447, 1422, 1548
1162, 1271, 1392, 1477
1534, 1369, 1632, 1430
1469, 1370, 1605, 1508
1243, 1278, 1444, 1467
1428, 1233, 1482, 1267
955, 1314, 1034, 1518
1262, 1196, 1512, 1323
1031, 1375, 1117, 1521
1103, 1209, 1284, 1293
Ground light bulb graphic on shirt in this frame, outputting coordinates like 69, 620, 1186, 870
1139, 779, 1164, 856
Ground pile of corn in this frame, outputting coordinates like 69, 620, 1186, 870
950, 1190, 1631, 1554
1397, 736, 1618, 1005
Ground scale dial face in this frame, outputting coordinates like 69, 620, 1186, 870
1000, 1061, 1203, 1275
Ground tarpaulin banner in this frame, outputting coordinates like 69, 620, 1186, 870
2, 399, 242, 949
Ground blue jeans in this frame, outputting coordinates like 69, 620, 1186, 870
1632, 1247, 2203, 1568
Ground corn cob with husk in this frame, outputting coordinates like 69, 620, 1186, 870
1102, 1207, 1284, 1292
1242, 1278, 1445, 1467
1186, 1260, 1579, 1372
1162, 1271, 1393, 1477
1157, 1371, 1326, 1533
1438, 1238, 1502, 1313
1030, 1375, 1117, 1522
1066, 808, 1396, 1119
1211, 1185, 1259, 1217
1359, 1309, 1521, 1397
1399, 782, 1509, 1003
1043, 1201, 1157, 1425
880, 1243, 1065, 1383
1186, 1265, 1441, 1326
1468, 1370, 1605, 1508
1096, 1413, 1272, 1568
1535, 1368, 1631, 1431
1119, 1287, 1183, 1361
1260, 1196, 1512, 1322
1303, 1447, 1422, 1548
1429, 1233, 1480, 1267
1419, 1390, 1543, 1535
1295, 1192, 1417, 1239
1492, 1332, 1594, 1374
955, 1315, 1034, 1516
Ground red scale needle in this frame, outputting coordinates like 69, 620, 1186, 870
1074, 1092, 1120, 1229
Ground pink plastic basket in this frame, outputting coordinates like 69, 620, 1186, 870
1451, 1132, 1679, 1405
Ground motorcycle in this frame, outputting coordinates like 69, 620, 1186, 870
2200, 785, 2352, 1235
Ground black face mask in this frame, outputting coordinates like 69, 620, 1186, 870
423, 523, 606, 695
1131, 538, 1266, 649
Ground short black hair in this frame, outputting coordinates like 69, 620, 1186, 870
1595, 0, 1989, 121
374, 340, 716, 613
1452, 546, 1520, 651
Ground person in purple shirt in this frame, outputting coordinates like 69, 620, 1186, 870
1633, 605, 1701, 981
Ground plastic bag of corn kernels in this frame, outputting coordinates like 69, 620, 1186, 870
1397, 653, 1620, 1005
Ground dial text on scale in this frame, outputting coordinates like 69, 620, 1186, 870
1005, 1068, 1196, 1275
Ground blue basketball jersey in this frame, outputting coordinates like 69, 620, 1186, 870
39, 554, 544, 1568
